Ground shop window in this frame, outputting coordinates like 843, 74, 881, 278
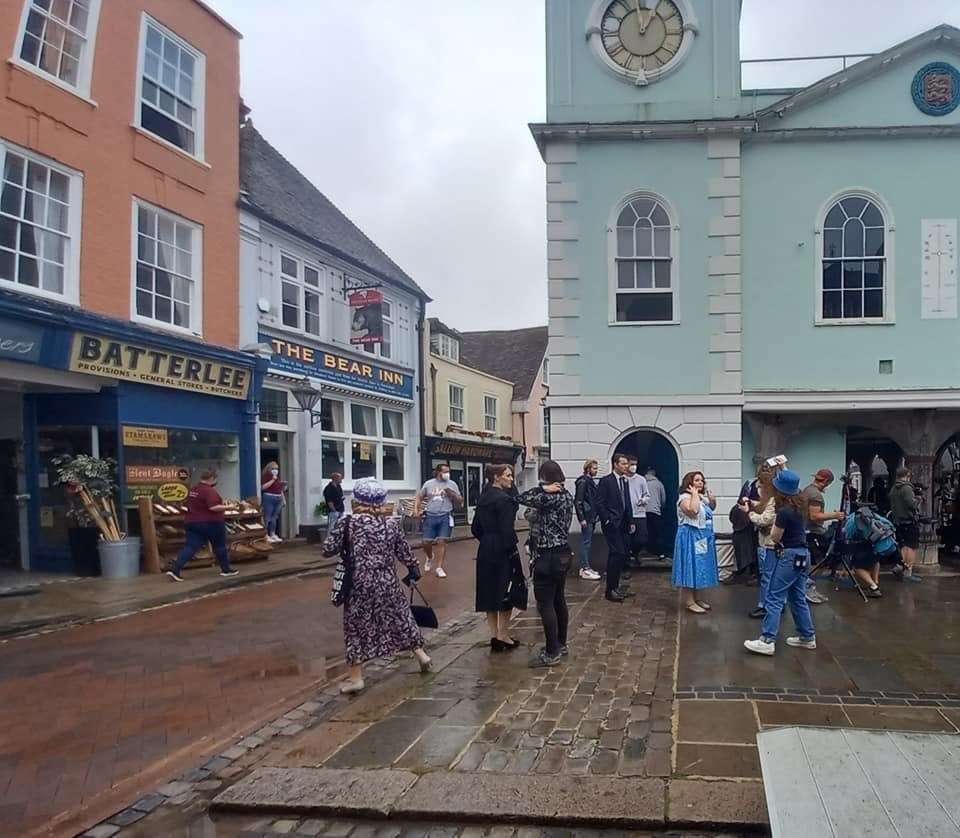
122, 429, 239, 505
318, 398, 345, 433
449, 383, 465, 426
260, 388, 288, 425
137, 16, 204, 159
321, 396, 408, 484
16, 0, 100, 97
383, 444, 404, 481
351, 441, 376, 479
483, 395, 498, 433
0, 142, 80, 303
279, 253, 322, 336
321, 439, 345, 478
819, 193, 890, 323
134, 201, 201, 334
351, 403, 377, 437
611, 193, 677, 324
382, 409, 404, 440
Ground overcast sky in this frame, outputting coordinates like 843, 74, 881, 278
206, 0, 960, 331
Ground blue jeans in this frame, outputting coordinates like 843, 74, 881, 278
757, 546, 777, 609
579, 520, 596, 570
262, 493, 283, 536
761, 548, 816, 643
174, 522, 232, 574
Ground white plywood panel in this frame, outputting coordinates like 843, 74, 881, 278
921, 219, 958, 320
757, 728, 834, 838
760, 727, 960, 838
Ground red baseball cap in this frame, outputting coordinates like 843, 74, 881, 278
814, 468, 835, 482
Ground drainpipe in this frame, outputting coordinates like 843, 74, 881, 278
417, 307, 428, 484
430, 363, 438, 435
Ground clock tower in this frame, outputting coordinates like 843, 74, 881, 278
547, 0, 742, 122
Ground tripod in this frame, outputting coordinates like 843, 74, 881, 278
809, 523, 869, 603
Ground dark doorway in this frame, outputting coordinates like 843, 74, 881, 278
846, 426, 904, 515
0, 440, 19, 567
614, 429, 680, 557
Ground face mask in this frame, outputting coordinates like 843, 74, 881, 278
270, 470, 279, 477
439, 473, 449, 481
629, 465, 637, 474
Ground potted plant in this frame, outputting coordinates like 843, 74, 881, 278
52, 455, 141, 579
303, 501, 330, 544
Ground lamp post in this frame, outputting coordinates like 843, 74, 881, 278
289, 377, 322, 427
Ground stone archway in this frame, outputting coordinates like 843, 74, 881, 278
613, 428, 680, 556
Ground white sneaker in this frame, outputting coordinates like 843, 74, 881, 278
579, 568, 601, 580
786, 636, 817, 650
436, 567, 447, 579
424, 559, 432, 572
744, 638, 776, 656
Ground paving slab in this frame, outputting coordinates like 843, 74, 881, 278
676, 699, 758, 745
667, 778, 768, 828
393, 772, 667, 826
212, 767, 419, 816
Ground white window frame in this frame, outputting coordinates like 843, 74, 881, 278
607, 191, 680, 326
363, 295, 394, 360
279, 251, 323, 337
541, 356, 549, 387
12, 0, 102, 102
448, 382, 465, 427
130, 198, 203, 336
317, 394, 409, 487
0, 139, 82, 305
133, 14, 206, 162
259, 387, 292, 430
431, 331, 460, 363
482, 394, 499, 433
814, 188, 896, 326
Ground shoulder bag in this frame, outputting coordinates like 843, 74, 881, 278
410, 583, 439, 629
330, 517, 353, 607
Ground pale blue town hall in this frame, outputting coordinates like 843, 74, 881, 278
535, 0, 960, 562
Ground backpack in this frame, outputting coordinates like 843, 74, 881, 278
844, 507, 898, 557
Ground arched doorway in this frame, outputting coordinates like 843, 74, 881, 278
846, 426, 904, 515
934, 434, 960, 552
614, 429, 680, 557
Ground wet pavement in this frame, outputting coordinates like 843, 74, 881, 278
0, 540, 482, 838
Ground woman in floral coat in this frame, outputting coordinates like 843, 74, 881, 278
323, 478, 432, 693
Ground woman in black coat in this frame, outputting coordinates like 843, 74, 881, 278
472, 463, 521, 653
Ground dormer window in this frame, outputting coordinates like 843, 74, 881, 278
431, 331, 460, 363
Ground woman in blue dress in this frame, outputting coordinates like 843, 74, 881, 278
672, 470, 719, 613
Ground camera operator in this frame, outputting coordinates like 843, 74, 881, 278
800, 469, 845, 604
889, 466, 922, 583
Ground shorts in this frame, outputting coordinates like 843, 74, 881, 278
896, 523, 920, 551
848, 542, 878, 570
422, 513, 453, 542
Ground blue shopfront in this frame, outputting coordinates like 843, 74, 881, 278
0, 291, 265, 574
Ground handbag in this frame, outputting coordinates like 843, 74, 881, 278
506, 554, 529, 611
410, 583, 439, 629
330, 517, 353, 607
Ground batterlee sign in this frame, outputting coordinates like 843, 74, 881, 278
264, 335, 414, 400
349, 289, 383, 346
69, 334, 251, 400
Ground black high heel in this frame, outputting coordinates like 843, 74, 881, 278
491, 638, 517, 652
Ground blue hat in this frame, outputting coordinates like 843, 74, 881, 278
352, 477, 388, 506
772, 468, 801, 496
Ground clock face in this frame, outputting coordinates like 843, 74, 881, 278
601, 0, 684, 74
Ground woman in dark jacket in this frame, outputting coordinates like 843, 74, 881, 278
472, 463, 521, 652
519, 460, 574, 668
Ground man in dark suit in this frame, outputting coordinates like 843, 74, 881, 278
595, 453, 635, 603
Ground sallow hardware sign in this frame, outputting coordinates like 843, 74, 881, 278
69, 334, 251, 399
349, 289, 384, 346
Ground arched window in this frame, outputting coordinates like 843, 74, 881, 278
612, 195, 676, 324
820, 194, 888, 321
